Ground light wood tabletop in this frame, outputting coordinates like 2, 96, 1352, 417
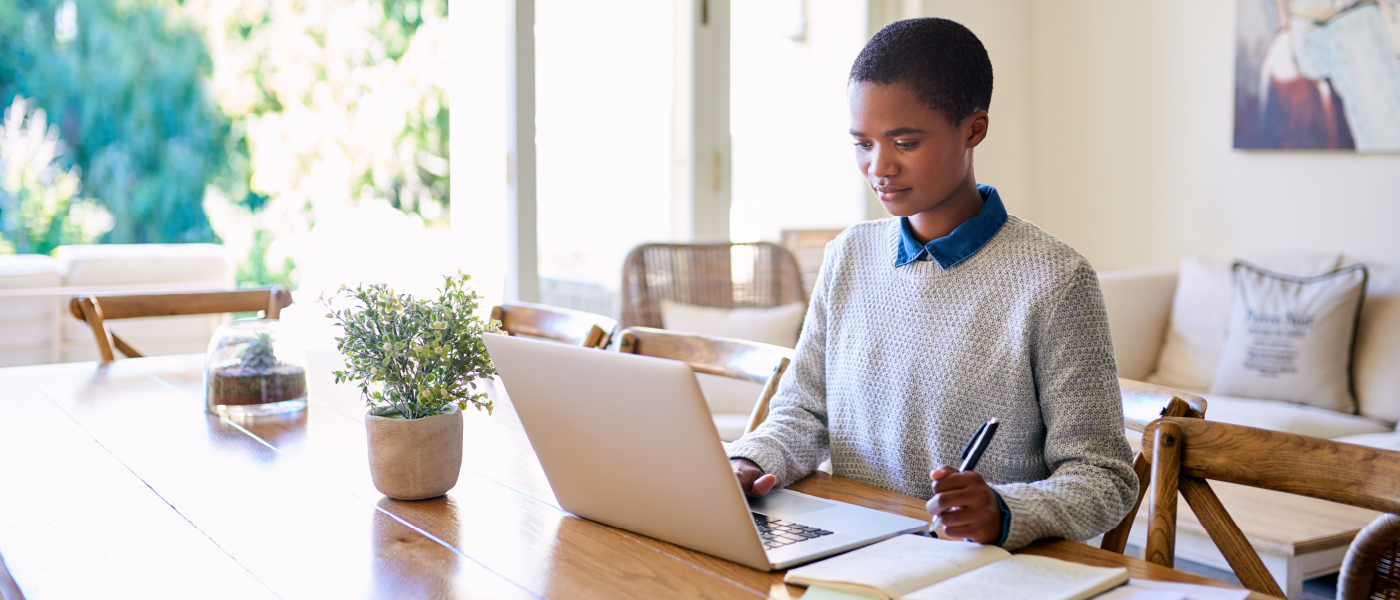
0, 354, 1279, 599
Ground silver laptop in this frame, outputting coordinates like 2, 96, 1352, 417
483, 334, 926, 571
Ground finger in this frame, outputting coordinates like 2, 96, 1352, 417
943, 522, 995, 544
929, 466, 958, 481
927, 489, 989, 516
937, 504, 992, 529
750, 474, 777, 496
931, 470, 986, 494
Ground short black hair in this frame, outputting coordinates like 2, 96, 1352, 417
850, 18, 993, 124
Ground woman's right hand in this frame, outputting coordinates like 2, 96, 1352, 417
731, 458, 777, 496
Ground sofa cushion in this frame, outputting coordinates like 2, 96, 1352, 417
660, 300, 806, 349
1354, 266, 1400, 425
56, 244, 234, 363
1201, 393, 1391, 440
1209, 262, 1367, 413
1149, 254, 1342, 391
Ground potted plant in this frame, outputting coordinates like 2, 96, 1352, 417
322, 273, 499, 500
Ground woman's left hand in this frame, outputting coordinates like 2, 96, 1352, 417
926, 466, 1003, 544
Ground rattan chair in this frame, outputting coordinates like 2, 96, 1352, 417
619, 242, 804, 330
1140, 417, 1400, 598
1340, 513, 1400, 600
616, 327, 791, 435
70, 287, 292, 361
489, 302, 617, 349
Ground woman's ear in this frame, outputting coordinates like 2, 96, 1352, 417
964, 110, 989, 148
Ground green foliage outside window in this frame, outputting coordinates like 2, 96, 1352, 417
0, 0, 451, 289
0, 0, 229, 248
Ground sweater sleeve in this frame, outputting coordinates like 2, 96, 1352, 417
991, 262, 1139, 550
724, 242, 835, 487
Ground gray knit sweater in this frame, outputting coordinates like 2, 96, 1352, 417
727, 216, 1137, 550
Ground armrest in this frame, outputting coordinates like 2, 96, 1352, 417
1099, 266, 1178, 380
1121, 377, 1206, 433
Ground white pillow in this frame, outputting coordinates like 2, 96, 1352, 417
1209, 262, 1367, 413
659, 300, 806, 349
1148, 254, 1342, 391
1354, 266, 1400, 424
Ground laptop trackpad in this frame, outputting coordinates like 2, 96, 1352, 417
749, 491, 833, 517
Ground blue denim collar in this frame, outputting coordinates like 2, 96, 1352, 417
895, 184, 1009, 269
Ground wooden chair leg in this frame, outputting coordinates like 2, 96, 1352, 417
1145, 421, 1183, 568
1100, 453, 1152, 553
110, 334, 142, 359
1180, 476, 1285, 598
743, 357, 790, 436
266, 287, 284, 320
1102, 395, 1201, 554
76, 297, 116, 362
580, 325, 605, 349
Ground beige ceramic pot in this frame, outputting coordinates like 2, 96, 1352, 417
365, 407, 463, 500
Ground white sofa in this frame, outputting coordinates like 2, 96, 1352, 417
1100, 257, 1400, 598
0, 245, 235, 367
1100, 259, 1400, 442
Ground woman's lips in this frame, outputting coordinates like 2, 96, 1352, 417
875, 187, 909, 202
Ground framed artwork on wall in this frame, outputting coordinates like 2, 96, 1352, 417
1234, 0, 1400, 151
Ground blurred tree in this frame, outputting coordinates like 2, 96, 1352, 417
0, 96, 112, 254
0, 0, 232, 246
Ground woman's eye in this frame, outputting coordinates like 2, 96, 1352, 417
895, 141, 918, 149
853, 141, 873, 149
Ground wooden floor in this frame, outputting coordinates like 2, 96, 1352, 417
0, 354, 1275, 599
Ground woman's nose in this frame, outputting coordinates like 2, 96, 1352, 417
868, 146, 897, 179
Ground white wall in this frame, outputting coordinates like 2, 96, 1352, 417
915, 0, 1400, 270
729, 0, 870, 243
916, 1, 1035, 220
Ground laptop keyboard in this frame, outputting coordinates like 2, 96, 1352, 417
752, 513, 834, 550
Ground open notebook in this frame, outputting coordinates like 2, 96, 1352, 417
785, 534, 1129, 600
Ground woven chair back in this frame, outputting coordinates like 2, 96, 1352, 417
619, 242, 804, 330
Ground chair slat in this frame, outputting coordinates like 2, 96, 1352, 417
490, 302, 617, 349
68, 287, 292, 362
1179, 476, 1284, 597
1143, 418, 1400, 515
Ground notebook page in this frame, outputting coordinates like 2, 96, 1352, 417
785, 535, 1011, 598
899, 554, 1128, 600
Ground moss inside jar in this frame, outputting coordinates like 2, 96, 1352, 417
205, 322, 308, 417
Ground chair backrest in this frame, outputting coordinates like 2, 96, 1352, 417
779, 229, 845, 297
69, 287, 293, 361
489, 302, 617, 349
616, 327, 791, 434
1098, 379, 1207, 554
1141, 417, 1400, 598
619, 242, 804, 330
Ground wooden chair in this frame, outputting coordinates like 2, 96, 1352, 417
1340, 514, 1400, 600
489, 302, 617, 349
69, 287, 293, 361
1099, 378, 1207, 554
1140, 417, 1400, 598
619, 242, 804, 330
779, 228, 845, 297
616, 327, 791, 435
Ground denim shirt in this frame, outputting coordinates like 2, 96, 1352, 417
895, 184, 1009, 269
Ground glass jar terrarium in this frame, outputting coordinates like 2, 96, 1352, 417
205, 319, 308, 417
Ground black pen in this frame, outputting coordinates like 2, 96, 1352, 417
927, 417, 1000, 537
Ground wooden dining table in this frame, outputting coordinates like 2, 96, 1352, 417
0, 353, 1278, 599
